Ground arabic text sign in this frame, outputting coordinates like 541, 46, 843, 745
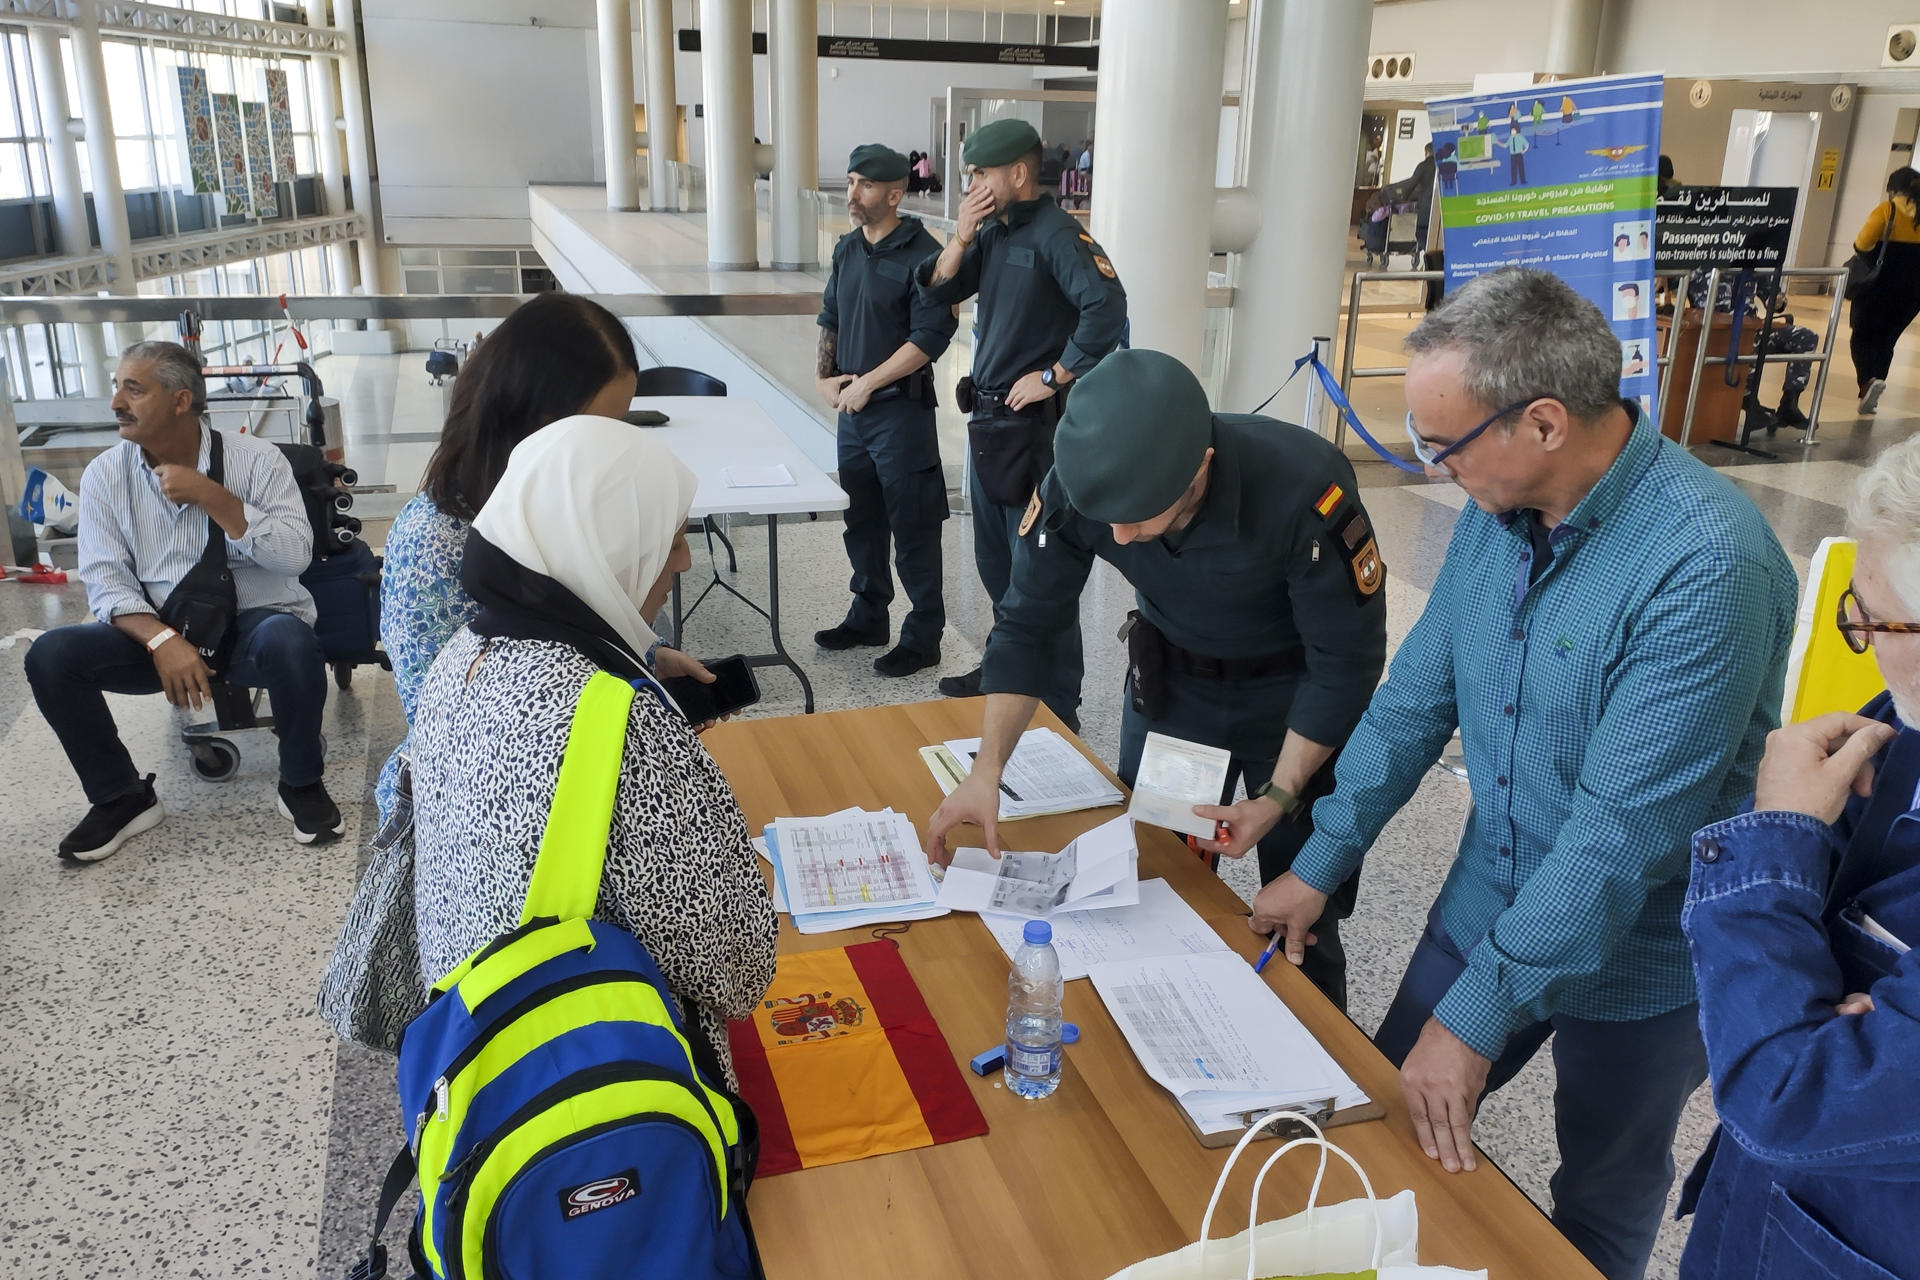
1655, 186, 1797, 273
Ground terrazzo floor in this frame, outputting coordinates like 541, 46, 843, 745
1, 322, 1914, 1279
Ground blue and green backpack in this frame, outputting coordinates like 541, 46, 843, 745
354, 672, 763, 1280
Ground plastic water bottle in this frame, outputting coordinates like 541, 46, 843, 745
1004, 919, 1064, 1099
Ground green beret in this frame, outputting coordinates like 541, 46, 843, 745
847, 143, 908, 182
962, 118, 1040, 169
1054, 350, 1214, 525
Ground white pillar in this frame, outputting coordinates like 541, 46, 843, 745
69, 0, 135, 295
1222, 0, 1370, 423
1089, 0, 1226, 375
1543, 0, 1604, 79
769, 0, 817, 269
305, 0, 355, 293
599, 0, 640, 210
334, 0, 391, 306
28, 25, 109, 394
700, 0, 757, 269
642, 0, 677, 211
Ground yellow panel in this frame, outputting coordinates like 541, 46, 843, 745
1784, 538, 1887, 723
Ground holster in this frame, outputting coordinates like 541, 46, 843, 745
1119, 610, 1169, 722
955, 375, 976, 415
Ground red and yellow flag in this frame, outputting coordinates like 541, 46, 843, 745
727, 940, 987, 1176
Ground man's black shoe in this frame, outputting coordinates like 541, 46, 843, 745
814, 623, 888, 651
937, 667, 983, 698
874, 645, 940, 678
1776, 390, 1809, 429
57, 774, 164, 864
278, 779, 343, 846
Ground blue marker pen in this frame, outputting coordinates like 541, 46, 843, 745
1253, 935, 1282, 974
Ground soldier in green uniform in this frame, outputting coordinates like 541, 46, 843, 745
915, 117, 1127, 731
925, 350, 1387, 1008
813, 144, 961, 676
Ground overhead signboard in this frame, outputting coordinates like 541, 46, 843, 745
676, 29, 1098, 69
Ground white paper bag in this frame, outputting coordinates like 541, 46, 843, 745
1106, 1113, 1489, 1280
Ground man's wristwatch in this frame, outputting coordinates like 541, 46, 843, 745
1041, 366, 1060, 388
1253, 779, 1302, 818
146, 627, 179, 653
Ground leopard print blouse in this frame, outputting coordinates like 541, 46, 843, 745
409, 626, 776, 1086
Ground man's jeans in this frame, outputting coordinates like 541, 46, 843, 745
26, 609, 328, 804
1373, 907, 1708, 1280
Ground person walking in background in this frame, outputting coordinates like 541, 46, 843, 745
1849, 166, 1920, 416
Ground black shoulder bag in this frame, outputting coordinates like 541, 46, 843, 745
155, 429, 238, 674
1844, 205, 1894, 301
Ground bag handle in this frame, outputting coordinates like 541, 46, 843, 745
519, 670, 636, 925
198, 428, 229, 568
1196, 1109, 1331, 1273
1245, 1135, 1385, 1279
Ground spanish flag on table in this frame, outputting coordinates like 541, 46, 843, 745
727, 939, 988, 1176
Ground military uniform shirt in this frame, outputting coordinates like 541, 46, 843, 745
979, 415, 1387, 747
818, 216, 958, 376
914, 194, 1127, 391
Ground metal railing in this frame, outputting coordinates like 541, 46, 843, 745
1338, 267, 1850, 451
0, 292, 826, 326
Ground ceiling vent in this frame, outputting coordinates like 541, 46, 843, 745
1886, 24, 1919, 68
1367, 53, 1417, 85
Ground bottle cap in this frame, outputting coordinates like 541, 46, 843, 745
1062, 1022, 1080, 1044
1022, 919, 1052, 946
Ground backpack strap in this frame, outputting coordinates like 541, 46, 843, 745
519, 670, 637, 925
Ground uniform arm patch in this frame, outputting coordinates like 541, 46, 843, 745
1331, 506, 1385, 601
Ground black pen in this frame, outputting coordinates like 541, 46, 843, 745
968, 750, 1024, 802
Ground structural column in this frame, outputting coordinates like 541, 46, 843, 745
305, 0, 355, 293
700, 0, 757, 269
641, 0, 677, 210
769, 0, 817, 269
1543, 0, 1604, 79
598, 0, 640, 210
1089, 0, 1226, 374
1221, 0, 1371, 423
27, 24, 109, 394
68, 0, 135, 297
333, 0, 392, 305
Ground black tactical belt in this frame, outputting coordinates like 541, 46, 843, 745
1162, 643, 1305, 681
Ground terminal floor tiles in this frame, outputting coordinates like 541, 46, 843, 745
2, 345, 1916, 1276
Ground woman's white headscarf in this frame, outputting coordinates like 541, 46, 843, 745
471, 414, 698, 662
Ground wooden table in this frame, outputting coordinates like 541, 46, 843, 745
703, 699, 1600, 1280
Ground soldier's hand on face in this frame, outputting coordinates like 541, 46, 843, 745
1005, 369, 1055, 410
816, 374, 854, 408
835, 377, 874, 415
926, 770, 1002, 868
957, 182, 995, 241
1191, 794, 1287, 859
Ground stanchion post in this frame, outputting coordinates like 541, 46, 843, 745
1678, 268, 1720, 449
1303, 335, 1332, 440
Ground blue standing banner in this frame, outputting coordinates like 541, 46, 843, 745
1428, 73, 1664, 425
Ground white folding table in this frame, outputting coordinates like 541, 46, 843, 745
634, 396, 848, 713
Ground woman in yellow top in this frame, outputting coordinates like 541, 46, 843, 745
1850, 166, 1920, 415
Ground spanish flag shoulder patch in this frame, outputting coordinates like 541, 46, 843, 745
1313, 482, 1345, 519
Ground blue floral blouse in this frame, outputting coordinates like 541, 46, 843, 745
376, 492, 479, 820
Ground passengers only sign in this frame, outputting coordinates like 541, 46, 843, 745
1654, 186, 1798, 273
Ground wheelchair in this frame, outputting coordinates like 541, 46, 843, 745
180, 439, 389, 782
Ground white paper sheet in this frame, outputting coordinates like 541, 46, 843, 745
721, 463, 795, 488
938, 815, 1138, 917
935, 728, 1124, 821
1126, 732, 1231, 839
751, 836, 788, 912
980, 878, 1231, 981
1088, 951, 1367, 1134
772, 809, 937, 913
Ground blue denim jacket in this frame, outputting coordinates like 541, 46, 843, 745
1679, 693, 1920, 1280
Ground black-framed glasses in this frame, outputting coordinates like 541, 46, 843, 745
1836, 583, 1920, 654
1403, 396, 1554, 469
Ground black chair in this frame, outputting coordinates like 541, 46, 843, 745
633, 365, 736, 573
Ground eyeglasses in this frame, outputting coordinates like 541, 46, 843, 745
1404, 397, 1552, 469
1836, 583, 1920, 654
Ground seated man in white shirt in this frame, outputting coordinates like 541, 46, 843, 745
25, 341, 341, 860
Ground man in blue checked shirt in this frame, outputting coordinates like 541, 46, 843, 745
1233, 268, 1798, 1280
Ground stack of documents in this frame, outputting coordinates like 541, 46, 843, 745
937, 815, 1139, 918
1126, 732, 1231, 839
1087, 951, 1368, 1135
979, 877, 1231, 981
761, 808, 949, 935
920, 728, 1124, 821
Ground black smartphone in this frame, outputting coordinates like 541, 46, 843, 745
660, 655, 760, 722
622, 409, 671, 427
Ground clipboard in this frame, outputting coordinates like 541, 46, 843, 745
1179, 1093, 1388, 1149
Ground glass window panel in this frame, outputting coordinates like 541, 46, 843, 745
117, 138, 155, 190
402, 268, 441, 294
295, 136, 314, 174
284, 58, 311, 131
102, 42, 144, 135
11, 34, 37, 138
442, 249, 516, 267
398, 248, 437, 266
445, 267, 518, 294
0, 144, 31, 200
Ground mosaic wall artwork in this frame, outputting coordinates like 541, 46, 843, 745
174, 66, 218, 194
264, 69, 294, 184
242, 100, 278, 218
211, 91, 250, 215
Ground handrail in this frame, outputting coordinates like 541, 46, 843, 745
1337, 266, 1848, 451
0, 292, 827, 324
